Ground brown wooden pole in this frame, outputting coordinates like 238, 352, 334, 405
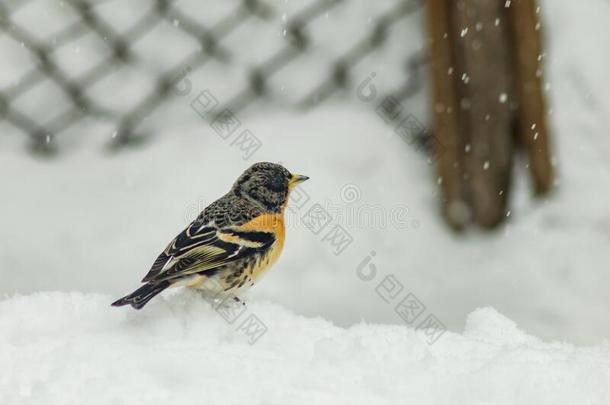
425, 0, 470, 230
506, 0, 554, 194
450, 0, 514, 228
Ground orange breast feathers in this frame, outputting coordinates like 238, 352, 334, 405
240, 212, 286, 274
240, 213, 286, 248
240, 212, 284, 232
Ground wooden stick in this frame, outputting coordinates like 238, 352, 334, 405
425, 0, 469, 230
506, 0, 554, 194
450, 0, 514, 228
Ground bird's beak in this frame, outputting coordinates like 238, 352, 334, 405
289, 174, 310, 189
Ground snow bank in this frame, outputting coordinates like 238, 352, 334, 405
1, 293, 608, 405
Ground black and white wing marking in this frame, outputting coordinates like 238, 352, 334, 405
142, 220, 276, 283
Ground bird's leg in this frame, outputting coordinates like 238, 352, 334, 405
194, 287, 224, 308
233, 296, 246, 306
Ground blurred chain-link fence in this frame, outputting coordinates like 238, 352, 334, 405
0, 0, 427, 155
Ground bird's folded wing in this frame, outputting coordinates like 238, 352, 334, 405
144, 223, 276, 283
141, 222, 217, 282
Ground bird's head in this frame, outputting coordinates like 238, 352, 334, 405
232, 162, 309, 212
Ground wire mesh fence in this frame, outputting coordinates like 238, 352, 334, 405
0, 0, 427, 156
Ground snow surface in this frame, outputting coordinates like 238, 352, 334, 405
1, 292, 609, 405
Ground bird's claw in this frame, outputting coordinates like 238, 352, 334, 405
233, 296, 246, 306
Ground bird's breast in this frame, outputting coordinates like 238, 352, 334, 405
240, 212, 286, 284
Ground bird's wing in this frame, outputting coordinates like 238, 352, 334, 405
141, 220, 217, 282
142, 196, 264, 283
144, 219, 277, 283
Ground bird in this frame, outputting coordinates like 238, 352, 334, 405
112, 162, 309, 310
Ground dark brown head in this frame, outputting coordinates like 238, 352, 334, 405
232, 162, 309, 212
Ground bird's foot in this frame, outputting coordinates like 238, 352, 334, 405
233, 296, 246, 307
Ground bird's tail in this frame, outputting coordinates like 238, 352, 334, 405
111, 281, 171, 310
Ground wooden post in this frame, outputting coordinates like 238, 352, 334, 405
506, 0, 554, 194
424, 0, 554, 230
425, 0, 469, 229
450, 0, 514, 228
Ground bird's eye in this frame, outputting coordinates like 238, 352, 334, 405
267, 176, 285, 192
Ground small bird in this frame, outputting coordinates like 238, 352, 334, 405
112, 162, 309, 310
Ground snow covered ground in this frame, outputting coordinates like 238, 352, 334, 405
1, 0, 610, 402
2, 292, 609, 405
